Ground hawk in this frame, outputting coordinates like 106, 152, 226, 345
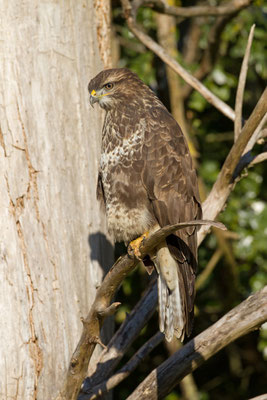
88, 68, 202, 342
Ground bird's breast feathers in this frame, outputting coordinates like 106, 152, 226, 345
99, 117, 155, 242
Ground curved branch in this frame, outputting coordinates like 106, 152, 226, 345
126, 286, 267, 399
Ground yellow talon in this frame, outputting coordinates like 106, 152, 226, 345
128, 231, 149, 259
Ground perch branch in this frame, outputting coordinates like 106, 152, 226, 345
234, 25, 255, 140
121, 0, 236, 121
55, 220, 224, 400
126, 286, 267, 399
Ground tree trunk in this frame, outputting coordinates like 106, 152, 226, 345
0, 1, 112, 399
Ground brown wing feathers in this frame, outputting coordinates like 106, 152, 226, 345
141, 106, 201, 336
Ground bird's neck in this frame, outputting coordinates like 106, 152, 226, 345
101, 107, 146, 152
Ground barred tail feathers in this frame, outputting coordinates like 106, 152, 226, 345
155, 244, 186, 342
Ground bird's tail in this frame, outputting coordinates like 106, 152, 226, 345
154, 243, 186, 342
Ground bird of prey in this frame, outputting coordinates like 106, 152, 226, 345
88, 68, 202, 342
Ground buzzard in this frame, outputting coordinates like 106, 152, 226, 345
88, 68, 202, 342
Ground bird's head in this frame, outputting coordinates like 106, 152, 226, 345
88, 68, 149, 111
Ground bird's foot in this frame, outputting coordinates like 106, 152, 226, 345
128, 231, 149, 260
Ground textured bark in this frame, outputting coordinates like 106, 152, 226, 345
0, 1, 112, 399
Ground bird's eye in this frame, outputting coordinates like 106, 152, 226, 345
104, 82, 114, 90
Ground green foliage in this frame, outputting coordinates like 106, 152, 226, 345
165, 393, 180, 400
111, 2, 267, 399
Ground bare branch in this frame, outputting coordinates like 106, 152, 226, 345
121, 0, 236, 121
126, 286, 267, 399
199, 88, 267, 245
234, 25, 255, 140
83, 332, 164, 399
133, 0, 252, 19
56, 220, 223, 399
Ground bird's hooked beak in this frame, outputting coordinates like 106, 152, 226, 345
89, 88, 112, 108
89, 89, 99, 107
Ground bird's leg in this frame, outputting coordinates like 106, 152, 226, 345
128, 231, 149, 260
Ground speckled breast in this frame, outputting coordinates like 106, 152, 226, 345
100, 119, 154, 243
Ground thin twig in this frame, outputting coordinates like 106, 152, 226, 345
83, 332, 164, 399
196, 248, 223, 290
126, 286, 267, 399
121, 0, 236, 122
234, 25, 255, 141
133, 0, 252, 18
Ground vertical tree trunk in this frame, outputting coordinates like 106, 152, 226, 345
0, 1, 112, 399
